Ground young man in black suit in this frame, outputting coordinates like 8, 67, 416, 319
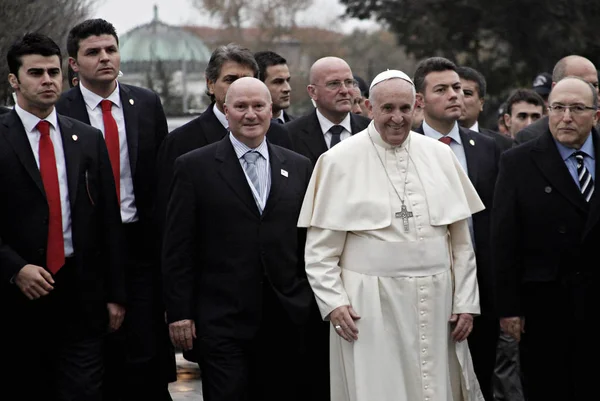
162, 77, 314, 401
55, 18, 174, 400
285, 56, 371, 167
0, 33, 124, 401
255, 50, 295, 123
492, 77, 600, 400
156, 44, 292, 230
413, 57, 500, 401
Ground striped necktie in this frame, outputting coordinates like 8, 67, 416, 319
243, 151, 261, 194
574, 151, 594, 202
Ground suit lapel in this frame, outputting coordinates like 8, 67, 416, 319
203, 104, 228, 144
57, 115, 81, 207
531, 130, 587, 213
583, 129, 600, 237
349, 113, 361, 135
2, 111, 45, 197
299, 110, 328, 161
262, 143, 287, 217
459, 127, 479, 185
216, 137, 260, 217
66, 87, 92, 124
119, 84, 139, 178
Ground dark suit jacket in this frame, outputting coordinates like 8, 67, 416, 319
0, 106, 11, 115
56, 83, 168, 230
285, 109, 371, 166
415, 124, 500, 315
513, 116, 548, 146
156, 104, 292, 228
0, 110, 124, 309
492, 128, 600, 317
480, 127, 513, 153
282, 110, 295, 122
162, 136, 314, 339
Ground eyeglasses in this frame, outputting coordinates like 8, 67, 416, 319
312, 79, 358, 91
548, 104, 598, 115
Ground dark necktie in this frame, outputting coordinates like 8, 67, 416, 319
329, 125, 344, 148
37, 120, 65, 274
574, 151, 594, 202
100, 99, 120, 202
271, 118, 283, 124
439, 136, 452, 145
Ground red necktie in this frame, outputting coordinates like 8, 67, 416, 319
439, 136, 452, 145
100, 100, 120, 202
37, 120, 65, 274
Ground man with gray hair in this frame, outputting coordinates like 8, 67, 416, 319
514, 55, 598, 145
299, 70, 485, 401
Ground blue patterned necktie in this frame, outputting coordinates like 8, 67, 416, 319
243, 151, 261, 194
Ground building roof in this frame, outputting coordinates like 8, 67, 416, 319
120, 5, 212, 63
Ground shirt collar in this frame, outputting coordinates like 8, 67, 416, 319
213, 103, 228, 129
229, 132, 269, 161
79, 81, 121, 110
422, 119, 462, 145
470, 121, 479, 132
316, 109, 352, 135
15, 103, 59, 133
554, 131, 595, 161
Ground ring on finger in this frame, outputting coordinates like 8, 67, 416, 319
334, 325, 342, 330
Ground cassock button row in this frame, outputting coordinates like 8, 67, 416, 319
424, 385, 429, 390
421, 335, 425, 340
420, 286, 424, 291
420, 311, 425, 315
422, 348, 426, 353
420, 298, 425, 303
421, 324, 425, 328
423, 373, 427, 378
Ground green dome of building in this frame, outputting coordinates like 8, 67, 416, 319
119, 5, 211, 73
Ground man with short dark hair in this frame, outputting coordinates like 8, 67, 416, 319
492, 76, 600, 401
457, 66, 513, 151
515, 55, 599, 145
503, 89, 545, 138
156, 44, 292, 229
56, 18, 174, 400
254, 50, 294, 123
286, 57, 370, 167
1, 32, 124, 401
413, 56, 500, 401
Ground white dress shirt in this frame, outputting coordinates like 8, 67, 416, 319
213, 103, 229, 129
79, 82, 137, 223
16, 104, 73, 257
469, 121, 479, 132
316, 109, 352, 148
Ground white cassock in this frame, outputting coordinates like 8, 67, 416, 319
298, 122, 485, 401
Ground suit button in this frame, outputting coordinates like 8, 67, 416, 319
37, 248, 45, 256
558, 225, 567, 234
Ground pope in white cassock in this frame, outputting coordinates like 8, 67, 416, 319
298, 70, 485, 401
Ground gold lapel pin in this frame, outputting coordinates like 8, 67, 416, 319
129, 99, 134, 105
469, 139, 475, 146
72, 134, 78, 141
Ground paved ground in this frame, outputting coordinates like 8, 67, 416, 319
169, 353, 203, 400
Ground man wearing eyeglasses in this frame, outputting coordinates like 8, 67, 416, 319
286, 56, 371, 167
492, 76, 600, 401
515, 55, 598, 145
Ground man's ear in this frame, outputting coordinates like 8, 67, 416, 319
8, 73, 18, 89
479, 98, 485, 112
503, 113, 511, 129
68, 57, 79, 73
415, 93, 424, 108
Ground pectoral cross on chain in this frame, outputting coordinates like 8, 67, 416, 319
395, 203, 413, 232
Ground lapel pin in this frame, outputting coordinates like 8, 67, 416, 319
72, 134, 78, 141
469, 139, 475, 146
129, 98, 134, 105
281, 169, 288, 177
545, 186, 552, 193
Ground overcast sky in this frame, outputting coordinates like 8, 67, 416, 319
92, 0, 378, 37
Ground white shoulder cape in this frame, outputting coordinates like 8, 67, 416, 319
298, 122, 485, 230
